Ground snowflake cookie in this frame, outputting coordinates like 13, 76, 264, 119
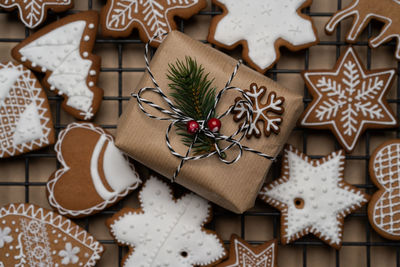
259, 145, 369, 249
326, 0, 400, 61
232, 83, 285, 139
368, 139, 400, 240
0, 0, 73, 29
107, 176, 227, 267
0, 203, 104, 266
47, 122, 141, 218
208, 0, 318, 73
216, 235, 277, 267
12, 11, 103, 121
300, 47, 397, 153
0, 61, 54, 158
101, 0, 207, 47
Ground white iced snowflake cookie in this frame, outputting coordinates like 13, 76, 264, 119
12, 11, 103, 121
208, 0, 318, 73
0, 61, 54, 158
259, 145, 369, 249
0, 203, 103, 266
107, 176, 227, 267
0, 0, 73, 29
300, 47, 398, 153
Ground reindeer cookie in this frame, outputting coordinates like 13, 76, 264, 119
326, 0, 400, 60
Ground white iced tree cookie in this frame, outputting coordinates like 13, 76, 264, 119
208, 0, 318, 73
259, 145, 369, 249
107, 176, 226, 267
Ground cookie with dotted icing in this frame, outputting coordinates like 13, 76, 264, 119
0, 0, 74, 29
47, 122, 142, 218
300, 47, 398, 153
259, 145, 369, 249
12, 11, 103, 121
208, 0, 318, 73
0, 61, 54, 158
107, 176, 227, 267
101, 0, 207, 47
216, 235, 277, 267
0, 203, 104, 266
368, 139, 400, 240
326, 0, 400, 61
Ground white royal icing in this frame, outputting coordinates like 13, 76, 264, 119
12, 102, 43, 146
213, 0, 317, 70
0, 68, 20, 101
109, 177, 226, 267
18, 21, 94, 115
228, 238, 275, 267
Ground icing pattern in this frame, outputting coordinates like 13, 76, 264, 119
369, 140, 400, 238
0, 0, 73, 28
259, 145, 369, 249
326, 0, 400, 60
0, 62, 53, 158
300, 47, 397, 153
47, 122, 141, 218
108, 176, 226, 267
233, 83, 285, 138
104, 0, 205, 45
0, 203, 103, 267
210, 0, 317, 71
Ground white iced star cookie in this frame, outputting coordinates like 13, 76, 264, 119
259, 145, 369, 249
107, 176, 227, 267
208, 0, 318, 73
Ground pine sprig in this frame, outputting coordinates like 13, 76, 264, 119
167, 57, 218, 154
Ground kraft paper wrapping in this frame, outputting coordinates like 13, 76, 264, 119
116, 31, 303, 213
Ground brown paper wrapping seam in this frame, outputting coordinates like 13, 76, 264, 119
116, 31, 303, 213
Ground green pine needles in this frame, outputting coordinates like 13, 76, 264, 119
167, 56, 218, 155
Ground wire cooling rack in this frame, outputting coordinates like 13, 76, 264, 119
0, 0, 399, 266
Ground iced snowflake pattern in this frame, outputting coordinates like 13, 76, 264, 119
233, 83, 285, 138
301, 47, 397, 152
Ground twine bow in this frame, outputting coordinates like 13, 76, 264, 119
132, 35, 276, 182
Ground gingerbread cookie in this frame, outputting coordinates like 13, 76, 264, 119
259, 145, 369, 249
300, 47, 397, 153
232, 83, 285, 139
0, 0, 74, 29
368, 139, 400, 240
0, 61, 54, 158
101, 0, 207, 47
208, 0, 318, 73
12, 11, 103, 121
326, 0, 400, 60
216, 235, 277, 267
0, 203, 104, 266
107, 176, 226, 267
47, 122, 141, 218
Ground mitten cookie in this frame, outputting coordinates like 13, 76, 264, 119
101, 0, 207, 47
369, 139, 400, 240
0, 0, 73, 29
208, 0, 318, 73
216, 235, 278, 267
259, 145, 369, 249
300, 47, 397, 153
0, 203, 104, 267
0, 61, 54, 158
47, 122, 141, 218
12, 11, 103, 121
107, 176, 226, 267
326, 0, 400, 60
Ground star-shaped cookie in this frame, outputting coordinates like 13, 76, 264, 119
208, 0, 318, 73
259, 145, 369, 249
300, 47, 397, 153
101, 0, 207, 47
216, 235, 277, 267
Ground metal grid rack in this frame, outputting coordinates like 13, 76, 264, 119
0, 0, 399, 266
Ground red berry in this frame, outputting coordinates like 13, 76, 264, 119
208, 118, 221, 133
187, 120, 199, 134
